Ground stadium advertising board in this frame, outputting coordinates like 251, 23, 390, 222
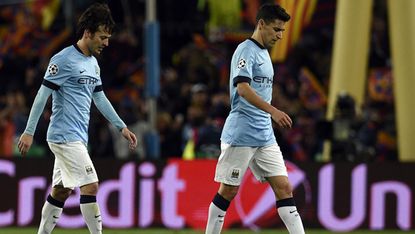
0, 159, 413, 231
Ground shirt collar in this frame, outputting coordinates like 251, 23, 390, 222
248, 38, 266, 50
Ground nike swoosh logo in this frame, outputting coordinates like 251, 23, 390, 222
289, 210, 297, 214
95, 215, 101, 218
80, 69, 86, 73
258, 63, 264, 66
52, 215, 59, 219
218, 215, 225, 218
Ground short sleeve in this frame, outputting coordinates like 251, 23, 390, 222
231, 46, 255, 80
44, 53, 72, 86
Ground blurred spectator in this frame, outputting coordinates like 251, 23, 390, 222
173, 34, 223, 91
157, 111, 182, 159
194, 91, 229, 158
182, 105, 206, 159
109, 95, 150, 160
362, 101, 397, 161
195, 115, 222, 158
0, 92, 15, 157
190, 83, 210, 109
330, 93, 362, 162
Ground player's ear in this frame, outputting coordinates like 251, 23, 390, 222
258, 19, 265, 29
84, 29, 92, 39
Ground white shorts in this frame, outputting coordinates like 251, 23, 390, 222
48, 141, 98, 189
214, 143, 288, 186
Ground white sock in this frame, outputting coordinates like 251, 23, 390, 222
80, 195, 102, 234
205, 203, 226, 234
277, 206, 305, 234
206, 193, 230, 234
38, 196, 63, 234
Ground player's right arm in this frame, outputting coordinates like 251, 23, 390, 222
18, 85, 53, 156
232, 45, 292, 129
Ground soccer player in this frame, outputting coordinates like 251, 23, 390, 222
17, 3, 137, 234
205, 4, 305, 234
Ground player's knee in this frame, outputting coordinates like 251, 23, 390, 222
52, 187, 72, 201
278, 180, 293, 197
80, 182, 99, 195
219, 184, 239, 201
276, 180, 293, 197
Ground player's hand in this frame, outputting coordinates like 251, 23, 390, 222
121, 127, 138, 150
18, 133, 34, 156
271, 108, 292, 129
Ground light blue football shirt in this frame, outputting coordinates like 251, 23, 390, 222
221, 38, 276, 146
43, 45, 103, 144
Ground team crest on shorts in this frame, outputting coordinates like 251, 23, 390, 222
231, 168, 240, 179
47, 64, 59, 76
237, 58, 246, 69
85, 165, 93, 175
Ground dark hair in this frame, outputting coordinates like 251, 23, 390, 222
256, 4, 291, 24
76, 3, 115, 40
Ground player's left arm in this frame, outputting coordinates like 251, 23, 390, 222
237, 82, 292, 129
92, 90, 137, 149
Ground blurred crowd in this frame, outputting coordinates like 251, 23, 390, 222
0, 0, 397, 162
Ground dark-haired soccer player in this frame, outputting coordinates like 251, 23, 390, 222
18, 3, 137, 234
205, 4, 305, 234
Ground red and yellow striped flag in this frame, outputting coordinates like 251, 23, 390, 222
271, 0, 317, 62
299, 67, 327, 108
27, 0, 61, 30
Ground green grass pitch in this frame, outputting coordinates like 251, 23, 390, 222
0, 228, 410, 234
